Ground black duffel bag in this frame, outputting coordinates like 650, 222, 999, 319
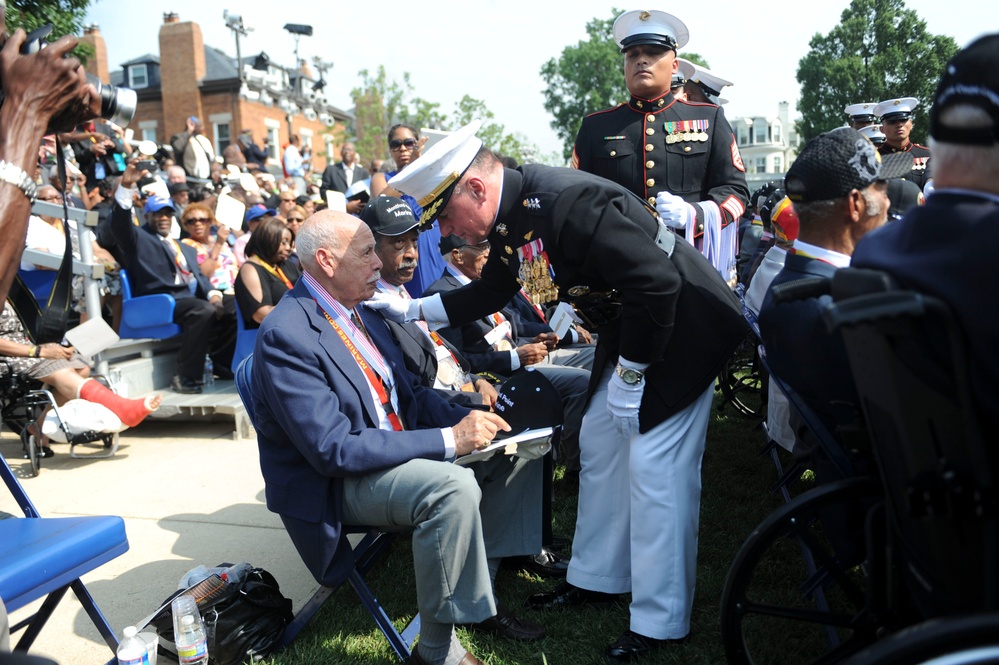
148, 564, 294, 665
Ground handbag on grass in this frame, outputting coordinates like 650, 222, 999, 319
145, 563, 293, 665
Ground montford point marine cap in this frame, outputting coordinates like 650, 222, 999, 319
244, 204, 276, 224
493, 369, 563, 433
388, 120, 483, 227
672, 58, 696, 88
613, 10, 689, 53
875, 97, 919, 122
688, 62, 733, 105
784, 127, 914, 203
930, 32, 999, 146
360, 196, 420, 236
844, 102, 878, 123
143, 195, 175, 214
858, 124, 887, 145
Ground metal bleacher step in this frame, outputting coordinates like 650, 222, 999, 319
102, 339, 252, 441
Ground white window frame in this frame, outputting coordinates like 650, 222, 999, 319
128, 63, 148, 89
264, 118, 281, 161
210, 113, 233, 155
138, 120, 158, 143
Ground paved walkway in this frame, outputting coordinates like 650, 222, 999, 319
1, 418, 318, 665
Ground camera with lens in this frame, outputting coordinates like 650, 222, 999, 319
0, 23, 136, 128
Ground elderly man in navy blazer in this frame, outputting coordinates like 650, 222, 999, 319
250, 209, 550, 665
109, 165, 236, 394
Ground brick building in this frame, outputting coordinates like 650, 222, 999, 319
78, 13, 351, 175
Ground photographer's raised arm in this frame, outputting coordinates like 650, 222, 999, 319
0, 25, 99, 302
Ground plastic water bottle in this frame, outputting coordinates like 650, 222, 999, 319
117, 625, 150, 665
203, 355, 215, 387
171, 595, 209, 665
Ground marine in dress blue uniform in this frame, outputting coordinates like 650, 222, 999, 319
875, 97, 931, 190
380, 109, 748, 661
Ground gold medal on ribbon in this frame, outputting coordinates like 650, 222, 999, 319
496, 339, 513, 351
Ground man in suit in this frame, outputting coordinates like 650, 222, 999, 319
758, 127, 911, 475
361, 196, 582, 578
109, 165, 237, 393
361, 196, 497, 404
426, 236, 595, 375
373, 120, 747, 661
853, 33, 999, 434
320, 142, 369, 215
251, 210, 549, 664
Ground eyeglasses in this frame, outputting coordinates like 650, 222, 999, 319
183, 217, 211, 225
389, 138, 418, 151
287, 217, 305, 223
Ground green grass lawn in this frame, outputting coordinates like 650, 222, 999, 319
261, 389, 795, 665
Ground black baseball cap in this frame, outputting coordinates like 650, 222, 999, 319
439, 233, 468, 255
784, 128, 913, 203
360, 196, 419, 236
930, 33, 999, 146
493, 370, 563, 434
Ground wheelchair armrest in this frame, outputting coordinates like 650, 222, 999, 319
770, 276, 831, 305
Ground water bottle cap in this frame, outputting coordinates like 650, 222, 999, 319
123, 625, 138, 637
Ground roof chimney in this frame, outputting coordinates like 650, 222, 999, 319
79, 23, 109, 83
159, 16, 206, 139
163, 12, 180, 24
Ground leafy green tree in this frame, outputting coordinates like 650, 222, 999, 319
3, 0, 94, 61
796, 0, 959, 144
540, 8, 708, 161
452, 95, 536, 164
349, 66, 411, 164
350, 69, 537, 165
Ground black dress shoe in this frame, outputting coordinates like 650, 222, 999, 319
463, 605, 546, 642
171, 375, 203, 394
527, 581, 625, 610
505, 547, 569, 578
604, 630, 688, 662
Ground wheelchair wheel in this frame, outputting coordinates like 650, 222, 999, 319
21, 428, 41, 477
718, 336, 765, 419
841, 613, 999, 665
721, 477, 889, 665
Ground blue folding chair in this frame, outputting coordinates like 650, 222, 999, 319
0, 455, 128, 659
118, 269, 182, 340
234, 355, 418, 660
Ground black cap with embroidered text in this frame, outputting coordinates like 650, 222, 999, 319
360, 196, 419, 236
930, 32, 999, 146
784, 128, 913, 203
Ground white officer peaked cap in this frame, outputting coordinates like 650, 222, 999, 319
674, 57, 696, 86
689, 62, 733, 105
874, 97, 919, 121
844, 102, 878, 121
613, 9, 689, 53
388, 120, 483, 227
858, 124, 887, 144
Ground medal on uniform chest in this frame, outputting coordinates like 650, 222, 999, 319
516, 239, 558, 304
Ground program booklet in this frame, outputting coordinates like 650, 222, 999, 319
454, 427, 553, 466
